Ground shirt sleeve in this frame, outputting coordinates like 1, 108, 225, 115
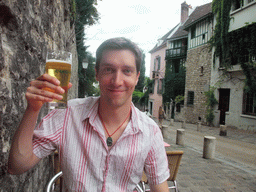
32, 109, 65, 158
144, 126, 170, 185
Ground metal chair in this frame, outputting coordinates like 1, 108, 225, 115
46, 171, 144, 192
166, 151, 183, 192
46, 171, 63, 192
142, 151, 184, 192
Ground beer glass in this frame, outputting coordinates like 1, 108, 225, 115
45, 51, 72, 109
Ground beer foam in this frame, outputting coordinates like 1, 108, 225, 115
46, 59, 72, 65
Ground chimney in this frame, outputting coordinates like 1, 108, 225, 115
181, 1, 191, 24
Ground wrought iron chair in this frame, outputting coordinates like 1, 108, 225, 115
46, 171, 144, 192
142, 150, 184, 192
46, 171, 63, 192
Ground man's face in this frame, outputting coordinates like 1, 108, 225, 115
96, 49, 140, 108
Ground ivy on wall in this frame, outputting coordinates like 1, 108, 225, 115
204, 87, 218, 126
210, 0, 256, 93
163, 62, 186, 104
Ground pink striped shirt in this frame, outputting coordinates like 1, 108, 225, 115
33, 97, 169, 192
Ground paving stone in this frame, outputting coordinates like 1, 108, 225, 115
161, 119, 256, 191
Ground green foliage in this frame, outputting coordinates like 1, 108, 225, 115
133, 77, 153, 107
135, 53, 146, 92
204, 87, 218, 125
206, 108, 215, 125
132, 90, 144, 104
175, 95, 184, 104
210, 0, 256, 94
78, 53, 97, 97
74, 0, 100, 98
163, 62, 186, 104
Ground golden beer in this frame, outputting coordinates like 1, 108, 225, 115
45, 60, 71, 108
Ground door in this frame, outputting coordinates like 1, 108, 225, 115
218, 89, 230, 125
149, 101, 153, 116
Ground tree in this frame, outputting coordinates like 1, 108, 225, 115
132, 77, 152, 110
135, 53, 146, 92
132, 52, 147, 109
79, 53, 97, 97
74, 0, 101, 97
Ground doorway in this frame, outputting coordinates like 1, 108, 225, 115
218, 89, 230, 125
149, 101, 153, 116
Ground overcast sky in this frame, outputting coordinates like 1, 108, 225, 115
85, 0, 212, 76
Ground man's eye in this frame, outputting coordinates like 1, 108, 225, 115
104, 68, 113, 72
124, 69, 132, 74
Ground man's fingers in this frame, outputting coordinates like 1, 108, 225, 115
26, 86, 63, 101
68, 82, 73, 89
36, 74, 60, 86
30, 80, 65, 94
26, 92, 53, 102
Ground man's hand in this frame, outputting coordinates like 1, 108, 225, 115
26, 74, 72, 111
150, 181, 169, 192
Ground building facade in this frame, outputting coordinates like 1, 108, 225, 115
149, 2, 191, 119
210, 0, 256, 131
183, 3, 213, 125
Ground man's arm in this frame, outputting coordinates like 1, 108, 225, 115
8, 108, 42, 174
150, 180, 169, 192
8, 74, 67, 174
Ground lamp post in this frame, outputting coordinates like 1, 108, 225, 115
82, 59, 88, 70
80, 58, 89, 98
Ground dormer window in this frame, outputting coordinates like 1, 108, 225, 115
157, 40, 163, 46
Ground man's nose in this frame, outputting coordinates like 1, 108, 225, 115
111, 71, 123, 86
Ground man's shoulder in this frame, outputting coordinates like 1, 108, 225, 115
133, 107, 157, 128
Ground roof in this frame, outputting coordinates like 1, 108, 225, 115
183, 2, 212, 30
167, 25, 188, 41
149, 24, 179, 53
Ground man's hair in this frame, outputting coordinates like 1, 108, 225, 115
95, 37, 142, 74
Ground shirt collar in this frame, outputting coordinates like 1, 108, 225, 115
80, 97, 142, 135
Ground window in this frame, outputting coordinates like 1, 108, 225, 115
233, 0, 243, 10
191, 26, 196, 39
187, 91, 194, 105
154, 56, 161, 71
157, 79, 163, 94
173, 59, 180, 73
243, 91, 256, 116
149, 80, 155, 94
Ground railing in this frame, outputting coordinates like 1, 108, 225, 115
152, 71, 160, 79
166, 46, 187, 59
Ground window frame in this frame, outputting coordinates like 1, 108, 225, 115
187, 91, 195, 105
242, 91, 256, 116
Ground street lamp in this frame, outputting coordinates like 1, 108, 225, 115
82, 59, 88, 69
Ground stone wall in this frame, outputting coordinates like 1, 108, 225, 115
0, 0, 78, 191
184, 44, 212, 124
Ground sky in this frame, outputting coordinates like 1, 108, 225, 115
85, 0, 213, 76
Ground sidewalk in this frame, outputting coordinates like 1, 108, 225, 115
159, 119, 256, 192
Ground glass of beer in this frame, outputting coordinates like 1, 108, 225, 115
45, 51, 72, 109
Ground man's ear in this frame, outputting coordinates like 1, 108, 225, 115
136, 71, 140, 85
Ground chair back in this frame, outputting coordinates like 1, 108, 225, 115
46, 171, 63, 192
166, 151, 183, 181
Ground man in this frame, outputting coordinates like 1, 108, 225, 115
8, 37, 170, 191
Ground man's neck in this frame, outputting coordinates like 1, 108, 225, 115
98, 98, 132, 127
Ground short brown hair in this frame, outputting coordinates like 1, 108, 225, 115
95, 37, 142, 74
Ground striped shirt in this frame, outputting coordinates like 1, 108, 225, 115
33, 97, 169, 192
